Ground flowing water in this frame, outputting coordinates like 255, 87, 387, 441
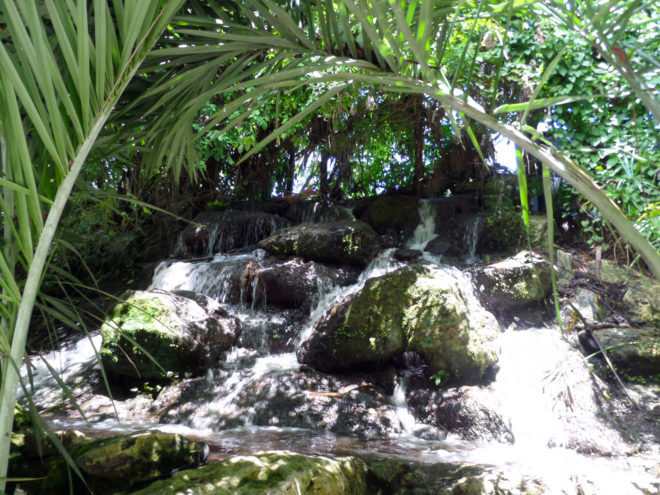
20, 200, 660, 494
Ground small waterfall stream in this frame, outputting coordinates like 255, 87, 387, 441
19, 199, 660, 494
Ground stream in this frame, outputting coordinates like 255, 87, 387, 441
20, 200, 660, 494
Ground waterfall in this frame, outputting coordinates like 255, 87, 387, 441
407, 200, 437, 250
19, 198, 659, 495
150, 250, 265, 304
392, 375, 417, 432
296, 249, 403, 345
463, 214, 482, 264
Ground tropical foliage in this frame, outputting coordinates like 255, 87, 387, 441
0, 0, 659, 490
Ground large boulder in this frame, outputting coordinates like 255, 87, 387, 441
41, 432, 207, 495
298, 265, 499, 383
131, 451, 368, 495
358, 195, 420, 239
178, 209, 291, 256
101, 290, 240, 379
473, 251, 553, 313
241, 258, 360, 311
258, 220, 380, 266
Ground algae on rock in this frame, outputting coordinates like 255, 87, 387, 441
100, 290, 240, 379
131, 450, 368, 495
298, 265, 499, 383
40, 432, 206, 495
258, 220, 380, 266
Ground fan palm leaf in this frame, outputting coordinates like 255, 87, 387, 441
144, 0, 660, 277
0, 0, 186, 488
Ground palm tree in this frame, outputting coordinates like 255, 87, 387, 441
144, 0, 659, 276
0, 1, 187, 488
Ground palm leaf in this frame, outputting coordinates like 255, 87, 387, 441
0, 1, 187, 489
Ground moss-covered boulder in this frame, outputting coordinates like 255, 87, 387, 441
178, 209, 291, 257
101, 290, 240, 379
358, 195, 420, 239
587, 259, 659, 328
131, 450, 368, 495
580, 327, 660, 381
473, 251, 553, 313
258, 220, 380, 266
298, 265, 499, 383
41, 432, 207, 495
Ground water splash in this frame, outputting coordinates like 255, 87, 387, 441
462, 214, 482, 264
19, 332, 102, 407
190, 352, 300, 429
149, 250, 264, 303
407, 200, 437, 250
297, 249, 403, 345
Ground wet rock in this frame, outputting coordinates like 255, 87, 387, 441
285, 201, 356, 224
623, 280, 660, 328
238, 308, 308, 353
425, 236, 462, 258
579, 327, 660, 380
258, 220, 380, 267
408, 386, 514, 443
242, 258, 360, 311
41, 432, 207, 495
565, 288, 607, 324
158, 364, 412, 439
366, 456, 659, 495
358, 195, 420, 240
132, 450, 368, 495
178, 209, 291, 256
473, 251, 553, 313
298, 265, 500, 383
101, 290, 240, 379
366, 458, 493, 495
393, 248, 422, 262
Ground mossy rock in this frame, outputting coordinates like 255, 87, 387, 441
359, 195, 420, 238
40, 432, 207, 495
474, 251, 553, 312
258, 220, 380, 266
587, 260, 659, 328
582, 327, 660, 381
131, 450, 368, 495
100, 290, 240, 379
298, 265, 499, 383
178, 209, 291, 256
481, 208, 524, 254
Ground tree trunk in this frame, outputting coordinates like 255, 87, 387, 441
413, 95, 425, 193
319, 151, 329, 197
285, 145, 295, 194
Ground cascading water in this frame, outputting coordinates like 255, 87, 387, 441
19, 200, 660, 494
407, 200, 437, 250
462, 214, 482, 264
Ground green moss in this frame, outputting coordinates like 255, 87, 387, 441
100, 292, 196, 379
313, 265, 499, 381
41, 433, 205, 495
130, 451, 367, 495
